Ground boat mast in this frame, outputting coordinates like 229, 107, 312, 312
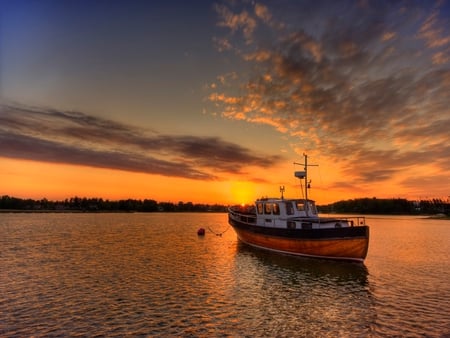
294, 153, 317, 216
304, 153, 308, 202
294, 153, 308, 200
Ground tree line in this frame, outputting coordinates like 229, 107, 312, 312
318, 197, 449, 215
1, 195, 449, 215
0, 195, 228, 213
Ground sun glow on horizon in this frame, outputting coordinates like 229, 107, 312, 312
0, 158, 229, 204
1, 157, 448, 206
229, 181, 257, 205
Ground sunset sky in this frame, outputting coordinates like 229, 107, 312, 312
1, 0, 449, 205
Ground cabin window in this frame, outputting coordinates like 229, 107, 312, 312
264, 203, 272, 214
296, 201, 305, 211
256, 203, 264, 214
287, 221, 296, 229
308, 202, 318, 214
272, 203, 280, 215
285, 202, 294, 215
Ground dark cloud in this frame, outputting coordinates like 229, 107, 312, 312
209, 0, 450, 190
0, 103, 283, 179
0, 130, 212, 180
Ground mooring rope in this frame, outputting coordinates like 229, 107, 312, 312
207, 226, 230, 236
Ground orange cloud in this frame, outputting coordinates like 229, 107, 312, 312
381, 31, 396, 41
418, 10, 450, 48
215, 3, 257, 43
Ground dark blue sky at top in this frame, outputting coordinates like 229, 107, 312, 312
1, 0, 221, 103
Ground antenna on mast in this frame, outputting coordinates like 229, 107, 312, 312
294, 154, 318, 215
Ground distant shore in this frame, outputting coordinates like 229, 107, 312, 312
0, 196, 228, 213
1, 195, 448, 216
2, 209, 449, 219
0, 209, 227, 214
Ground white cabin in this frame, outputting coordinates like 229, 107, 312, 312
254, 198, 320, 228
228, 197, 358, 230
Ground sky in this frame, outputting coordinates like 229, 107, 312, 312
1, 0, 449, 205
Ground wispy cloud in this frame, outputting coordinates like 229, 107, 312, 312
208, 0, 450, 192
0, 103, 283, 180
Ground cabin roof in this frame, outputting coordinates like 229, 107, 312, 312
256, 198, 315, 203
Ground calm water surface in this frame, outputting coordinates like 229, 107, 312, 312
0, 213, 449, 337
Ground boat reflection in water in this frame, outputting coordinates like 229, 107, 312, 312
235, 241, 370, 285
232, 241, 375, 336
229, 154, 369, 262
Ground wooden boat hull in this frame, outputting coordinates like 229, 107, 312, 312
229, 217, 369, 262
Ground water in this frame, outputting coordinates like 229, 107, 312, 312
0, 213, 449, 337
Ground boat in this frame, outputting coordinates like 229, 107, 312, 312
228, 154, 369, 262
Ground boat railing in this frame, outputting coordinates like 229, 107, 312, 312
229, 206, 367, 227
291, 216, 366, 226
337, 216, 366, 226
228, 206, 257, 224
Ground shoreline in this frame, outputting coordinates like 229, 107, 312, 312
1, 209, 447, 218
0, 209, 227, 214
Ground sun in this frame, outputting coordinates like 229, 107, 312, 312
230, 181, 256, 205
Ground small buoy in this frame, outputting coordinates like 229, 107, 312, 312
197, 228, 205, 236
